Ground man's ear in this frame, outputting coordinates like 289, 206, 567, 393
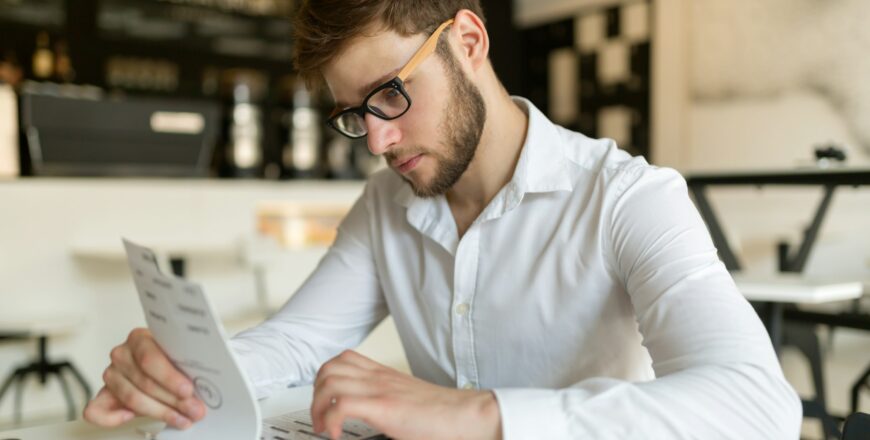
451, 9, 490, 72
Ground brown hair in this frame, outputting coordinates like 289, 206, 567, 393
293, 0, 486, 90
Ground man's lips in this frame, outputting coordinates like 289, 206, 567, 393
392, 154, 423, 173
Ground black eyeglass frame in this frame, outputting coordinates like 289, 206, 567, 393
325, 79, 413, 139
325, 18, 455, 139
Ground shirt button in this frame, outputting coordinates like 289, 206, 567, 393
455, 303, 469, 316
462, 382, 476, 390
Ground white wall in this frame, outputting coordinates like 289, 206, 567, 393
0, 178, 407, 428
689, 0, 870, 157
680, 0, 870, 280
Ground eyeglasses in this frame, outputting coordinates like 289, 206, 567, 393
327, 18, 454, 139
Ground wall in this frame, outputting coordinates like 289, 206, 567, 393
681, 0, 870, 278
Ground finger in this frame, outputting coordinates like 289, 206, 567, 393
332, 350, 383, 370
315, 350, 384, 390
83, 387, 136, 427
128, 331, 194, 399
103, 365, 193, 429
321, 395, 383, 440
119, 329, 206, 421
111, 344, 181, 407
314, 362, 368, 389
311, 376, 381, 434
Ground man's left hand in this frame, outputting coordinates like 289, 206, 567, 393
311, 350, 502, 440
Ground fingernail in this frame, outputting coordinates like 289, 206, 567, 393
122, 412, 135, 422
183, 400, 203, 420
174, 415, 192, 429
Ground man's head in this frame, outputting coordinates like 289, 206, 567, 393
294, 1, 491, 197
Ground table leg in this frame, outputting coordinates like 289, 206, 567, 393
767, 302, 784, 354
689, 185, 742, 271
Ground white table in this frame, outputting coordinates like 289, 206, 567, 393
734, 274, 864, 304
733, 274, 864, 351
0, 386, 314, 440
734, 274, 865, 439
70, 237, 242, 278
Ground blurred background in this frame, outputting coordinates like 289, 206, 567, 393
0, 0, 869, 439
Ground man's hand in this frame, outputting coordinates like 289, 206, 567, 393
83, 328, 206, 429
311, 350, 502, 440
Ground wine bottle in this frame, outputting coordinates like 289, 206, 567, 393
0, 81, 18, 178
32, 32, 54, 80
283, 79, 322, 178
226, 74, 264, 177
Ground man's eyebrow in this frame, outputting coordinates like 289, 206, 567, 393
334, 68, 401, 109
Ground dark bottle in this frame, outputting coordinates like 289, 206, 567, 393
53, 39, 74, 83
31, 32, 54, 80
325, 134, 357, 179
282, 79, 322, 178
226, 72, 265, 177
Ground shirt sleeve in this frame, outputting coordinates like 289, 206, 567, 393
229, 184, 387, 399
492, 163, 802, 439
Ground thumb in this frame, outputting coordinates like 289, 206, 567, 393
83, 387, 136, 427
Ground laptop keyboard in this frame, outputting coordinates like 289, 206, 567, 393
262, 409, 387, 440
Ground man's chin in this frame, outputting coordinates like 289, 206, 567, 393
400, 173, 442, 199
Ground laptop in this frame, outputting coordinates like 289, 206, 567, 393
123, 239, 386, 440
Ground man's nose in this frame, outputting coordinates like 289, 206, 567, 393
365, 113, 401, 156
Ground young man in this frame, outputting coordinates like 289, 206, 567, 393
84, 1, 802, 438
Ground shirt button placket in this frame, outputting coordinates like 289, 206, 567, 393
452, 227, 480, 390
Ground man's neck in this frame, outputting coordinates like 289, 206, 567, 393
445, 83, 529, 235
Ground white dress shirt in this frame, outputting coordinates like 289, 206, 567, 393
230, 98, 801, 438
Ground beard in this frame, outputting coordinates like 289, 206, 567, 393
387, 47, 487, 198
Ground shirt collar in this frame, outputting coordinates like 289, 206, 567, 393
393, 97, 574, 210
509, 97, 574, 195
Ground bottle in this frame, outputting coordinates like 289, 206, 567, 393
353, 139, 386, 178
283, 79, 322, 178
227, 74, 264, 177
53, 39, 74, 83
32, 32, 54, 80
0, 81, 19, 178
0, 51, 24, 87
325, 134, 356, 179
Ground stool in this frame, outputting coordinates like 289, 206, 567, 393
0, 312, 91, 425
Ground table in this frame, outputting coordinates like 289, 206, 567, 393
686, 167, 870, 273
734, 275, 863, 352
687, 167, 870, 440
0, 385, 314, 440
70, 238, 241, 278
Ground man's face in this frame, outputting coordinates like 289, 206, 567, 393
323, 29, 486, 197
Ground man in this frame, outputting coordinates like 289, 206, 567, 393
84, 1, 802, 438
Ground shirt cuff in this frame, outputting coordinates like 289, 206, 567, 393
492, 388, 573, 440
228, 338, 300, 400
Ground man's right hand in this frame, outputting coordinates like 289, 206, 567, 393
83, 328, 206, 429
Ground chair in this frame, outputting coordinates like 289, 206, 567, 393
0, 310, 91, 425
841, 412, 870, 440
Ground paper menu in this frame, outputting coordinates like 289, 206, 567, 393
123, 239, 260, 440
